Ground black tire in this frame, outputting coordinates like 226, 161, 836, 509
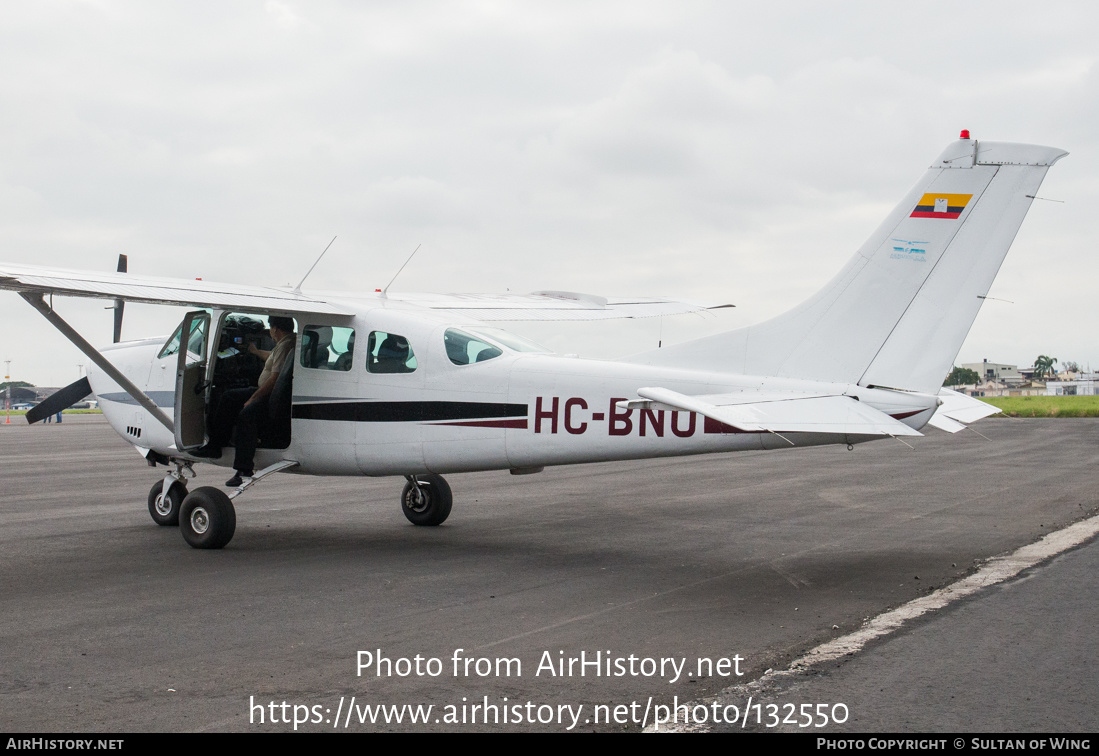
179, 486, 237, 549
147, 480, 186, 527
401, 474, 453, 526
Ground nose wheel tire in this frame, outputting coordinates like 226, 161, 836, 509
148, 481, 187, 526
179, 487, 236, 549
401, 474, 453, 526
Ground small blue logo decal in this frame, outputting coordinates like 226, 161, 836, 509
889, 238, 929, 261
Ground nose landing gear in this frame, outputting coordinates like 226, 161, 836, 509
147, 480, 186, 526
147, 460, 196, 526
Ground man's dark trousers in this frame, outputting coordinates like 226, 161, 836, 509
231, 395, 269, 474
207, 387, 268, 473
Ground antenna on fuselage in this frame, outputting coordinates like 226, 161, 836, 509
293, 235, 337, 294
380, 244, 421, 299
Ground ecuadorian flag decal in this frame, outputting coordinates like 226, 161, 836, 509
910, 193, 972, 219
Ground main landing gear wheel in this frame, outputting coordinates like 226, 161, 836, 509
148, 481, 187, 526
401, 474, 452, 526
179, 487, 237, 549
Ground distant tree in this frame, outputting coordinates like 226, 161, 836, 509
1033, 355, 1058, 380
944, 366, 980, 386
1062, 360, 1080, 373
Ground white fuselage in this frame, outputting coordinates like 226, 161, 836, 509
88, 303, 937, 478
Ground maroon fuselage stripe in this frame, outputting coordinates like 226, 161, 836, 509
431, 418, 529, 429
889, 409, 924, 420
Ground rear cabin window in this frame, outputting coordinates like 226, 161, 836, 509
300, 326, 355, 371
366, 331, 417, 373
444, 328, 502, 365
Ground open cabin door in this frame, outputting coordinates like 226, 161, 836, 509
173, 310, 210, 451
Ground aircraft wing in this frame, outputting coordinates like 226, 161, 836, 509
0, 262, 729, 321
384, 290, 733, 321
620, 387, 922, 437
0, 262, 355, 315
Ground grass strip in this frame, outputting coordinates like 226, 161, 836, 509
981, 395, 1099, 418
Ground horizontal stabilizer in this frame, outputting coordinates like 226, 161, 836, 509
620, 387, 922, 437
927, 388, 1000, 433
925, 414, 967, 433
25, 377, 92, 424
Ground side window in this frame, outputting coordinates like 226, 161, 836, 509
300, 326, 355, 371
159, 317, 207, 359
186, 318, 207, 357
366, 331, 417, 374
443, 328, 502, 365
159, 323, 183, 359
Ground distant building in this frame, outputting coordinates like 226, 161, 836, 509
4, 386, 39, 403
2, 386, 64, 407
962, 359, 1022, 386
968, 381, 1046, 398
1046, 380, 1097, 396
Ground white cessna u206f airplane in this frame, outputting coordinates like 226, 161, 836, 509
0, 133, 1066, 549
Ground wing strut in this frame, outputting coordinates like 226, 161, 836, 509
20, 292, 175, 433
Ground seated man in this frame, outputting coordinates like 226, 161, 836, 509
194, 316, 296, 486
333, 331, 355, 371
373, 334, 410, 373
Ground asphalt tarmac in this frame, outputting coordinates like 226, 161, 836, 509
708, 531, 1098, 734
1, 415, 1096, 733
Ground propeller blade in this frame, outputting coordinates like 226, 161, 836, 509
113, 254, 127, 343
26, 377, 92, 425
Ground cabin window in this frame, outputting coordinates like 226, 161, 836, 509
366, 331, 417, 373
444, 328, 502, 365
300, 326, 356, 371
159, 317, 208, 360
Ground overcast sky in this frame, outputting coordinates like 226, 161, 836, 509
1, 0, 1095, 386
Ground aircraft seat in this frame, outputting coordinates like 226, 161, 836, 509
302, 326, 333, 369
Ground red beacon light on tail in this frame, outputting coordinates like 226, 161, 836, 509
960, 129, 971, 139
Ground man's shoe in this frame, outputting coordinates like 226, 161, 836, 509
225, 470, 253, 487
191, 444, 222, 459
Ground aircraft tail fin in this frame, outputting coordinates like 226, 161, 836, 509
628, 135, 1066, 394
